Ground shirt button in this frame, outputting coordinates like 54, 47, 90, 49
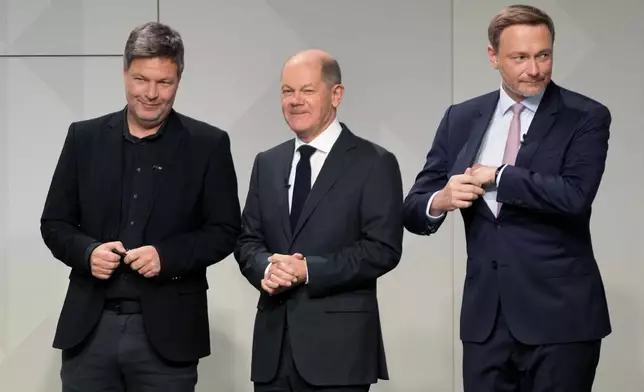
130, 221, 135, 226
136, 167, 141, 172
133, 194, 138, 199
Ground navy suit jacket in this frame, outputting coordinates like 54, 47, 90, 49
403, 82, 612, 345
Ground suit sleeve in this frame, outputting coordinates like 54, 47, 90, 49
402, 106, 452, 235
304, 151, 404, 298
497, 105, 611, 217
154, 131, 242, 280
234, 153, 272, 291
40, 124, 98, 273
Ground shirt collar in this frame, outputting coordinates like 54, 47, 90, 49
294, 118, 342, 154
498, 84, 544, 115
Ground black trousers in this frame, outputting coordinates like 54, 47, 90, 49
61, 310, 198, 392
254, 329, 370, 392
462, 304, 602, 392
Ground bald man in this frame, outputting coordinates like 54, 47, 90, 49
235, 49, 404, 391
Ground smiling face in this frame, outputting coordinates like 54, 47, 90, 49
124, 56, 180, 131
280, 56, 343, 142
488, 23, 553, 101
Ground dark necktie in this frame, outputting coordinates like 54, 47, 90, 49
290, 145, 316, 231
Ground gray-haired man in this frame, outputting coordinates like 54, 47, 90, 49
40, 22, 241, 391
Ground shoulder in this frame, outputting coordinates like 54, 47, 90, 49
448, 90, 499, 116
555, 84, 611, 120
174, 111, 230, 144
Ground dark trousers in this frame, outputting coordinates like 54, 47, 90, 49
463, 304, 602, 392
254, 329, 370, 392
61, 310, 198, 392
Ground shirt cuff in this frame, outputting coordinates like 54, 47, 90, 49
496, 164, 508, 187
426, 191, 445, 220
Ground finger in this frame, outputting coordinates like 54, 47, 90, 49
264, 278, 280, 289
93, 258, 119, 270
98, 250, 120, 263
138, 263, 153, 275
465, 167, 473, 174
130, 258, 147, 271
93, 273, 111, 280
272, 262, 295, 275
271, 267, 296, 282
92, 266, 114, 276
261, 280, 276, 295
123, 251, 140, 265
268, 273, 291, 287
454, 200, 473, 209
292, 253, 304, 259
143, 270, 158, 278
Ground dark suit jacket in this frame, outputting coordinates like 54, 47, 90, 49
40, 108, 241, 362
235, 124, 403, 386
403, 82, 612, 345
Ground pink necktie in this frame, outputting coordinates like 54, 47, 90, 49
498, 103, 525, 214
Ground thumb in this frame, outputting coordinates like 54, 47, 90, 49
292, 253, 304, 259
109, 241, 127, 253
464, 167, 472, 175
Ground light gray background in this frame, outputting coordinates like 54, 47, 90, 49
0, 1, 641, 391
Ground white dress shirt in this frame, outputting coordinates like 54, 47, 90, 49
265, 118, 343, 282
427, 86, 544, 219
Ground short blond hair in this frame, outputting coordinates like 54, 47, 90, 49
488, 5, 555, 51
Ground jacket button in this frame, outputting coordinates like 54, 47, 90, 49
491, 261, 498, 269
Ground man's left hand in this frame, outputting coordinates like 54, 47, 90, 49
268, 253, 307, 285
124, 245, 161, 278
471, 164, 497, 185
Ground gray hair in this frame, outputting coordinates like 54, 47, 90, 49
124, 22, 184, 77
321, 58, 342, 86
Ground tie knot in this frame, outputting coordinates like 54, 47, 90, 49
511, 103, 525, 115
298, 145, 316, 160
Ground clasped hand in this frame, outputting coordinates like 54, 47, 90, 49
261, 253, 307, 295
430, 164, 497, 215
89, 241, 161, 280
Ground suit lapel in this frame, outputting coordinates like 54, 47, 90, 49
449, 92, 499, 177
99, 110, 125, 240
290, 126, 357, 243
277, 141, 295, 242
515, 82, 560, 168
138, 111, 185, 229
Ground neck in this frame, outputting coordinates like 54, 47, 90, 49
502, 83, 525, 103
298, 114, 336, 143
127, 112, 163, 139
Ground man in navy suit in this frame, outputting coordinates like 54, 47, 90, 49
403, 5, 611, 392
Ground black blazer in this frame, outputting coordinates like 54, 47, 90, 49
404, 82, 612, 344
235, 125, 404, 386
40, 108, 241, 362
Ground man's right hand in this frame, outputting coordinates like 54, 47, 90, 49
89, 241, 126, 280
430, 168, 485, 215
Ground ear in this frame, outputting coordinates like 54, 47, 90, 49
487, 45, 499, 69
331, 84, 344, 109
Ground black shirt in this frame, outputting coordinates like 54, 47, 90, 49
104, 113, 169, 300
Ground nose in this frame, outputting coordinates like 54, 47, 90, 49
145, 82, 159, 100
289, 91, 304, 106
526, 59, 540, 77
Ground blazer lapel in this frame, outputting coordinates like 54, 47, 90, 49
449, 92, 499, 177
138, 111, 185, 229
515, 82, 560, 168
99, 110, 125, 240
277, 141, 295, 242
290, 126, 357, 243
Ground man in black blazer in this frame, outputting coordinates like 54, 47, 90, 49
403, 5, 611, 392
40, 22, 241, 391
235, 49, 403, 392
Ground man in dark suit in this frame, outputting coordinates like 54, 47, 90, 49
235, 49, 403, 392
403, 5, 611, 392
40, 22, 241, 391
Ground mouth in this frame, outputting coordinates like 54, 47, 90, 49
140, 101, 161, 109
